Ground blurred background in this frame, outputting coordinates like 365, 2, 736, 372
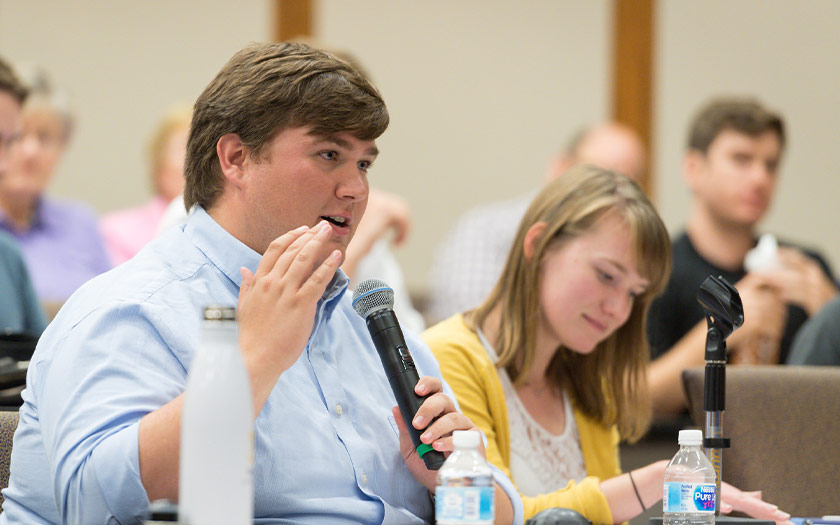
1, 0, 837, 297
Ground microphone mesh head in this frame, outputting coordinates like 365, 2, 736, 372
352, 279, 394, 317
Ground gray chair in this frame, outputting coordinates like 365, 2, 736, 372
682, 365, 840, 517
0, 410, 19, 513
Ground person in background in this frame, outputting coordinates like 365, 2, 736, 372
786, 294, 840, 366
0, 42, 522, 524
100, 104, 191, 266
0, 68, 110, 313
426, 122, 646, 324
424, 165, 792, 524
0, 57, 47, 336
646, 97, 838, 416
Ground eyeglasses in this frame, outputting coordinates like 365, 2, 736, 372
0, 131, 22, 156
20, 130, 63, 150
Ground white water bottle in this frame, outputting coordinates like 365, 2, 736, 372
435, 430, 494, 525
179, 306, 253, 525
663, 429, 716, 525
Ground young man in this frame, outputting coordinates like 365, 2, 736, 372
0, 56, 47, 335
646, 97, 838, 416
0, 43, 521, 524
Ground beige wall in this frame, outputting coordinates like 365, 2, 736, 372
1, 0, 837, 295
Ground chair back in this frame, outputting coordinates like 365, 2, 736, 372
682, 365, 840, 517
0, 410, 19, 512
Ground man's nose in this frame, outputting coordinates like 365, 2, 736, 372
749, 162, 774, 187
336, 165, 368, 202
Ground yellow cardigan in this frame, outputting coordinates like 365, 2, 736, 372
423, 315, 622, 524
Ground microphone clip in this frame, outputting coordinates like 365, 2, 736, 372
697, 275, 744, 362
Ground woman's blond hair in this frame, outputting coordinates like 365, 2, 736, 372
147, 103, 192, 196
466, 165, 671, 441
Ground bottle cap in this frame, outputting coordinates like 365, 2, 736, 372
452, 430, 481, 449
203, 305, 236, 321
678, 429, 703, 446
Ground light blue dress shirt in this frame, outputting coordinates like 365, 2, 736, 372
0, 207, 523, 524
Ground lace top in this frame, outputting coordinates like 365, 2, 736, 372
477, 329, 587, 497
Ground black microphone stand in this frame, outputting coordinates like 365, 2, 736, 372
696, 275, 742, 517
652, 278, 771, 525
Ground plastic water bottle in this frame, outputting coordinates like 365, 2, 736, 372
179, 306, 253, 525
663, 429, 716, 525
435, 430, 494, 525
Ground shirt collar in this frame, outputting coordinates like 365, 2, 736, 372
0, 196, 47, 233
184, 206, 349, 301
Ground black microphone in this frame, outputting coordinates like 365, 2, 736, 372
352, 279, 446, 471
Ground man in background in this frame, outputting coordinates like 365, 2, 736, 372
0, 56, 47, 336
427, 121, 645, 323
646, 97, 838, 416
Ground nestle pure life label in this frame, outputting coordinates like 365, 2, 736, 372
663, 482, 716, 513
436, 486, 494, 523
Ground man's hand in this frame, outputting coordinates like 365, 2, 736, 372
391, 376, 481, 491
721, 482, 793, 525
237, 221, 342, 412
728, 273, 786, 364
392, 377, 515, 524
769, 247, 839, 316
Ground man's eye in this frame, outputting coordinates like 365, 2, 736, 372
732, 153, 751, 165
358, 160, 372, 171
319, 151, 337, 161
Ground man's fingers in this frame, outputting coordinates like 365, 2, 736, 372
414, 376, 441, 397
297, 249, 342, 298
239, 267, 255, 304
254, 225, 310, 278
418, 410, 475, 451
411, 391, 453, 430
279, 221, 336, 286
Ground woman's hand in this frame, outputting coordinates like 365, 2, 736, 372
721, 482, 793, 525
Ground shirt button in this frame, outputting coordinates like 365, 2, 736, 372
335, 404, 343, 416
362, 473, 368, 485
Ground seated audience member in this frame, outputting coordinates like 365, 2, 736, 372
0, 57, 47, 335
646, 97, 838, 416
100, 104, 191, 266
0, 69, 110, 308
423, 165, 792, 524
0, 42, 522, 524
427, 122, 646, 324
787, 295, 840, 365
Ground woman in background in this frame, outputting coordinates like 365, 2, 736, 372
423, 165, 792, 524
100, 104, 190, 266
0, 69, 109, 312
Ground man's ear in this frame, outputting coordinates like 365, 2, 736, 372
217, 133, 248, 189
682, 149, 705, 193
523, 222, 548, 260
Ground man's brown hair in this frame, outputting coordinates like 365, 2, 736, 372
184, 42, 389, 211
0, 57, 28, 104
687, 97, 785, 154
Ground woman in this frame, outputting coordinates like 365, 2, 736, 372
100, 104, 191, 266
423, 165, 791, 524
0, 70, 110, 310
